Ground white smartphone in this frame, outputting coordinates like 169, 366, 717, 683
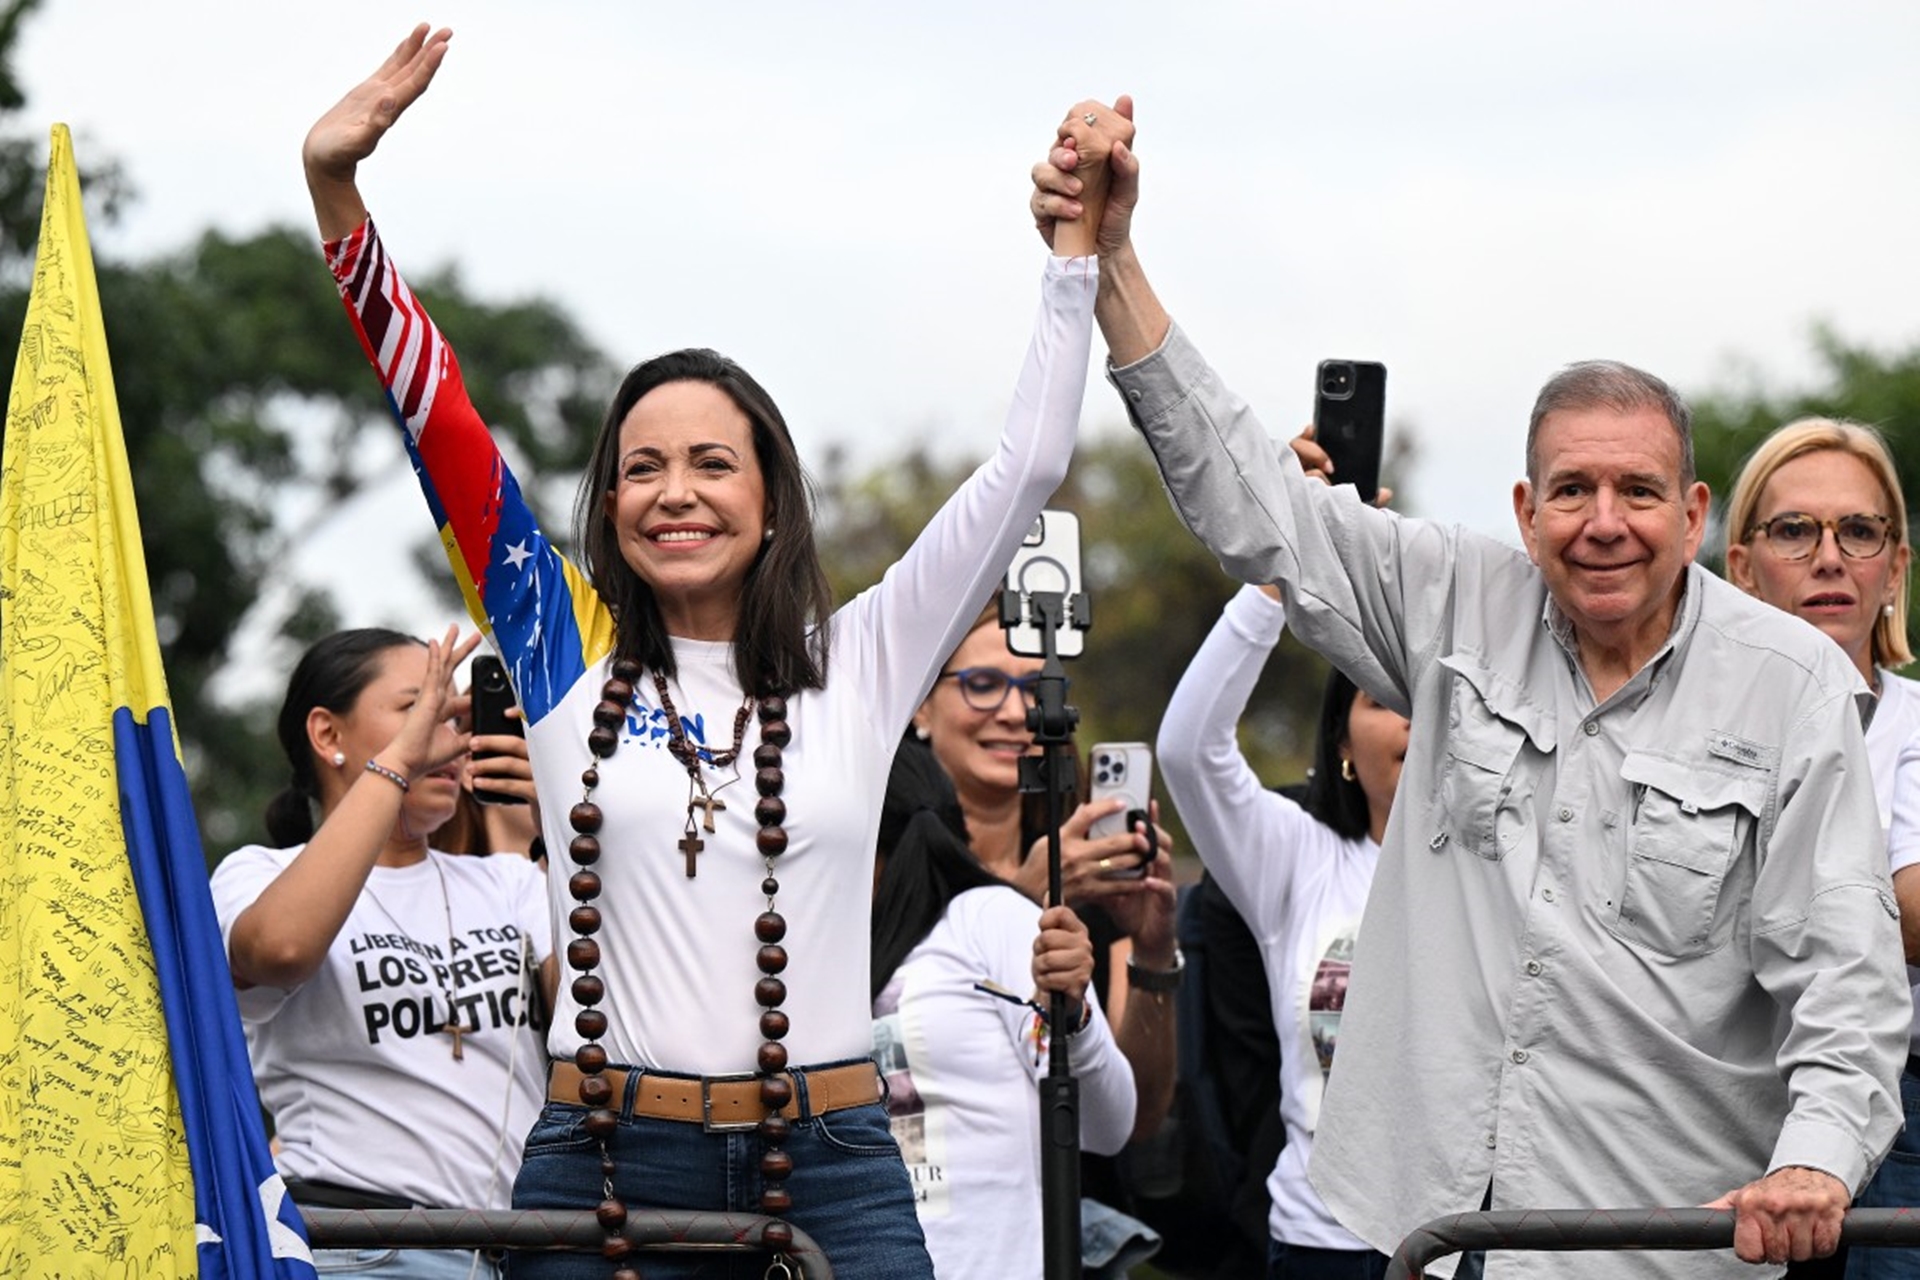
1088, 741, 1152, 877
1003, 510, 1085, 659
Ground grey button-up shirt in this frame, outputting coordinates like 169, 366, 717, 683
1113, 324, 1907, 1280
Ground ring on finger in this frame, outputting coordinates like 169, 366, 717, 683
1097, 857, 1112, 871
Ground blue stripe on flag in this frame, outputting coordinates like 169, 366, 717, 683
115, 706, 316, 1278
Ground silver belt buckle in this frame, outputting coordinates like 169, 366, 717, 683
701, 1071, 762, 1133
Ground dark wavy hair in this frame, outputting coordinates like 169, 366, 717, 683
871, 735, 1005, 1000
574, 348, 833, 696
1300, 664, 1373, 842
263, 628, 423, 847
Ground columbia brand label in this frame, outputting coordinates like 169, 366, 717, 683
1706, 733, 1765, 768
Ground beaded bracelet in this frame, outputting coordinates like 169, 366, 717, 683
364, 759, 410, 793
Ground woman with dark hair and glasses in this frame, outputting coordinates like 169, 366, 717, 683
868, 737, 1134, 1279
304, 27, 1122, 1280
1724, 417, 1918, 1280
1158, 577, 1410, 1280
911, 606, 1180, 1140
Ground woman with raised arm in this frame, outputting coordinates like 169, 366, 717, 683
1158, 433, 1412, 1280
1160, 588, 1410, 1280
210, 627, 558, 1280
302, 26, 1118, 1280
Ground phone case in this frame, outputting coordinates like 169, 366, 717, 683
1003, 509, 1086, 659
1312, 359, 1387, 504
469, 654, 527, 806
1087, 742, 1152, 874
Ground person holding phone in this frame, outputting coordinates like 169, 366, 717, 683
303, 28, 1116, 1278
1160, 566, 1410, 1279
210, 627, 559, 1280
911, 604, 1178, 1271
1030, 101, 1906, 1277
869, 737, 1136, 1280
437, 655, 545, 860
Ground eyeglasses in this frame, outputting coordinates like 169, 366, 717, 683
1744, 512, 1895, 562
940, 667, 1054, 712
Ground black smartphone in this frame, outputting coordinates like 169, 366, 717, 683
1312, 359, 1387, 505
469, 653, 527, 807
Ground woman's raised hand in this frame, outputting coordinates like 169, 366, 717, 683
1033, 95, 1138, 259
304, 25, 452, 237
377, 626, 481, 783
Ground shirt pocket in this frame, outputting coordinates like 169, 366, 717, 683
1436, 655, 1547, 862
1610, 752, 1765, 959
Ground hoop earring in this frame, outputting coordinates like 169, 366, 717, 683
1340, 757, 1356, 783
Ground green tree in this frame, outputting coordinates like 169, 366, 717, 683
0, 55, 617, 853
1691, 326, 1920, 641
814, 423, 1422, 854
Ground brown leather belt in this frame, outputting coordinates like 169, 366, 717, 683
548, 1060, 881, 1132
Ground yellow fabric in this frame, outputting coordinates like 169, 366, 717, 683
0, 125, 197, 1275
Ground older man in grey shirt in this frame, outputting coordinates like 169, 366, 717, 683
1033, 106, 1909, 1278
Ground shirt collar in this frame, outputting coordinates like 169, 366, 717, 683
1540, 562, 1704, 702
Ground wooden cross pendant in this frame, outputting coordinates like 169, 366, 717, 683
678, 828, 705, 878
690, 790, 727, 833
441, 1015, 467, 1061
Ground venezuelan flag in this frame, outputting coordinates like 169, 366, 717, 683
0, 128, 315, 1278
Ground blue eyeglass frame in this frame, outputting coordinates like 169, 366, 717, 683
940, 666, 1058, 710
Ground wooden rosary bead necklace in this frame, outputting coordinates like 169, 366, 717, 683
651, 671, 754, 879
566, 655, 798, 1279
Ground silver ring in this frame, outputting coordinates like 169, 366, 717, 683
1083, 112, 1097, 126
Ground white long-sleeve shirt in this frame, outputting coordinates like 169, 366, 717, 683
1158, 584, 1378, 1249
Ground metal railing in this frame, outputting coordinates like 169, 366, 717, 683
303, 1207, 834, 1278
1387, 1207, 1920, 1279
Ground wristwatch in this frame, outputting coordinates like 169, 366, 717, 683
1126, 946, 1185, 994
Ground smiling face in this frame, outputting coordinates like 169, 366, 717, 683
314, 643, 465, 840
913, 622, 1041, 805
602, 379, 768, 639
1726, 448, 1908, 681
1513, 405, 1709, 661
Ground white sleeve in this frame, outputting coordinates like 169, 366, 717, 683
208, 845, 297, 1021
1157, 583, 1326, 933
1888, 727, 1920, 875
834, 257, 1097, 739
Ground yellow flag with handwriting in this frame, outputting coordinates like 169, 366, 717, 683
0, 126, 316, 1280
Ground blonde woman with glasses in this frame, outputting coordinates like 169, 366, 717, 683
1725, 417, 1918, 1280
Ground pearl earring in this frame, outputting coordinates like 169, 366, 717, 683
914, 724, 930, 742
331, 751, 347, 767
1886, 604, 1897, 618
763, 525, 775, 543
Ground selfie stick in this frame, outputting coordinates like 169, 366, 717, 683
1000, 569, 1092, 1280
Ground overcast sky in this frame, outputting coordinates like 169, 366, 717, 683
17, 2, 1920, 676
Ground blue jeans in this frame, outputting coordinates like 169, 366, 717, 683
1847, 1064, 1920, 1279
313, 1248, 500, 1279
509, 1062, 932, 1280
1267, 1241, 1391, 1279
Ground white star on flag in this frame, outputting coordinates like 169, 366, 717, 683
503, 541, 533, 571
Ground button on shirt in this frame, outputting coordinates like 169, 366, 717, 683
1111, 324, 1907, 1280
